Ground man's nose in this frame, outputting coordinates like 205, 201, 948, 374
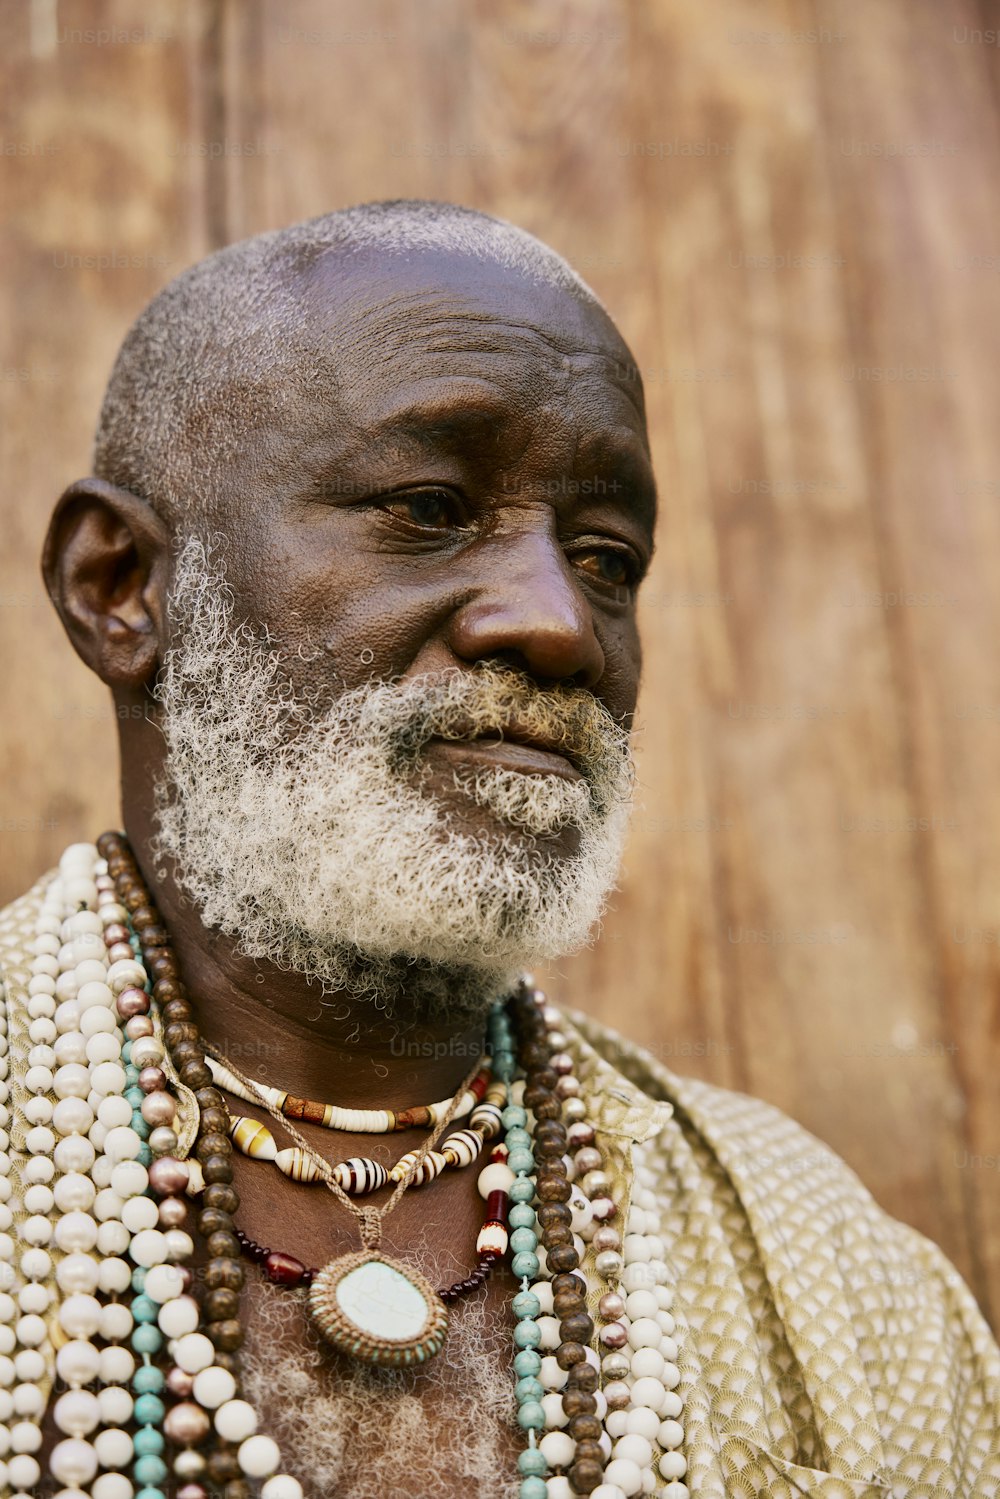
444, 529, 606, 689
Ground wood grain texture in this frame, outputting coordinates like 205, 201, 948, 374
2, 0, 998, 1321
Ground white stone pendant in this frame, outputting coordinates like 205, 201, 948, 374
308, 1250, 448, 1366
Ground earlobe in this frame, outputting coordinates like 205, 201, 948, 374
42, 478, 171, 690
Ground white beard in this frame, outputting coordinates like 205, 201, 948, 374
151, 536, 634, 1024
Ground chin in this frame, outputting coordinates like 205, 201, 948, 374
449, 808, 584, 857
421, 776, 588, 856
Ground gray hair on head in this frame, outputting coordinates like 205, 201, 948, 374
92, 199, 604, 527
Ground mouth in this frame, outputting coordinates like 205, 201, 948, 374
424, 725, 585, 782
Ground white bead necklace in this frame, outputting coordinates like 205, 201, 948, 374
603, 1139, 688, 1497
10, 845, 305, 1499
529, 1005, 688, 1499
21, 851, 143, 1494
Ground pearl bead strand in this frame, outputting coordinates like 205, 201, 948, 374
21, 844, 136, 1498
589, 1144, 687, 1499
533, 1002, 688, 1499
0, 869, 55, 1499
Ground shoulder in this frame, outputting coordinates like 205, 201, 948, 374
565, 1002, 868, 1194
566, 1004, 1000, 1362
568, 1002, 895, 1208
565, 1006, 1000, 1486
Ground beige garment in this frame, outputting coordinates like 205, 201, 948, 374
565, 1005, 1000, 1497
2, 871, 999, 1496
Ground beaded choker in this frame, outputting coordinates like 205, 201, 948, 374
205, 1048, 494, 1134
9, 837, 689, 1499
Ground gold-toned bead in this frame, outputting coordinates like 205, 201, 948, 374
228, 1116, 278, 1161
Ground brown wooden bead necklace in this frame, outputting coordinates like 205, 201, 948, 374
99, 830, 251, 1493
507, 990, 606, 1494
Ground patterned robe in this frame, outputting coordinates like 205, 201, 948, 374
2, 872, 998, 1496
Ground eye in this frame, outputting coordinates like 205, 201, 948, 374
575, 548, 644, 593
379, 488, 464, 529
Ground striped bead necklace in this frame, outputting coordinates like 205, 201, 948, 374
211, 1045, 507, 1192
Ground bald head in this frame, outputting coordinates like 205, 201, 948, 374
92, 200, 616, 527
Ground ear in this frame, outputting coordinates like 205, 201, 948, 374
42, 478, 172, 690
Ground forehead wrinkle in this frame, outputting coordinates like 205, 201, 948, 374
352, 310, 627, 369
297, 272, 647, 429
318, 275, 626, 362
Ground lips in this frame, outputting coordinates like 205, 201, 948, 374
425, 725, 585, 781
474, 727, 579, 762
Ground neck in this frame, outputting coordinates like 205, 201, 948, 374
120, 819, 505, 1110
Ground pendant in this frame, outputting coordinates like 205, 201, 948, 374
308, 1250, 448, 1366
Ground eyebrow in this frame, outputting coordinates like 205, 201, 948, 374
366, 398, 520, 459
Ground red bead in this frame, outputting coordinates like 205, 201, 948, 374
485, 1189, 509, 1225
469, 1069, 490, 1101
264, 1251, 307, 1286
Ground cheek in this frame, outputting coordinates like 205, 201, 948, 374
597, 626, 642, 726
602, 641, 641, 728
235, 527, 643, 706
248, 549, 445, 692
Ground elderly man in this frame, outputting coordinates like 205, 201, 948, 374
1, 201, 996, 1499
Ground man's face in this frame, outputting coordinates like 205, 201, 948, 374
208, 248, 655, 842
152, 248, 655, 1015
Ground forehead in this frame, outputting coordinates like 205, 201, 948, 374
296, 242, 632, 351
287, 245, 649, 438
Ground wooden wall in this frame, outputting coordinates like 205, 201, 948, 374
4, 0, 1000, 1324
